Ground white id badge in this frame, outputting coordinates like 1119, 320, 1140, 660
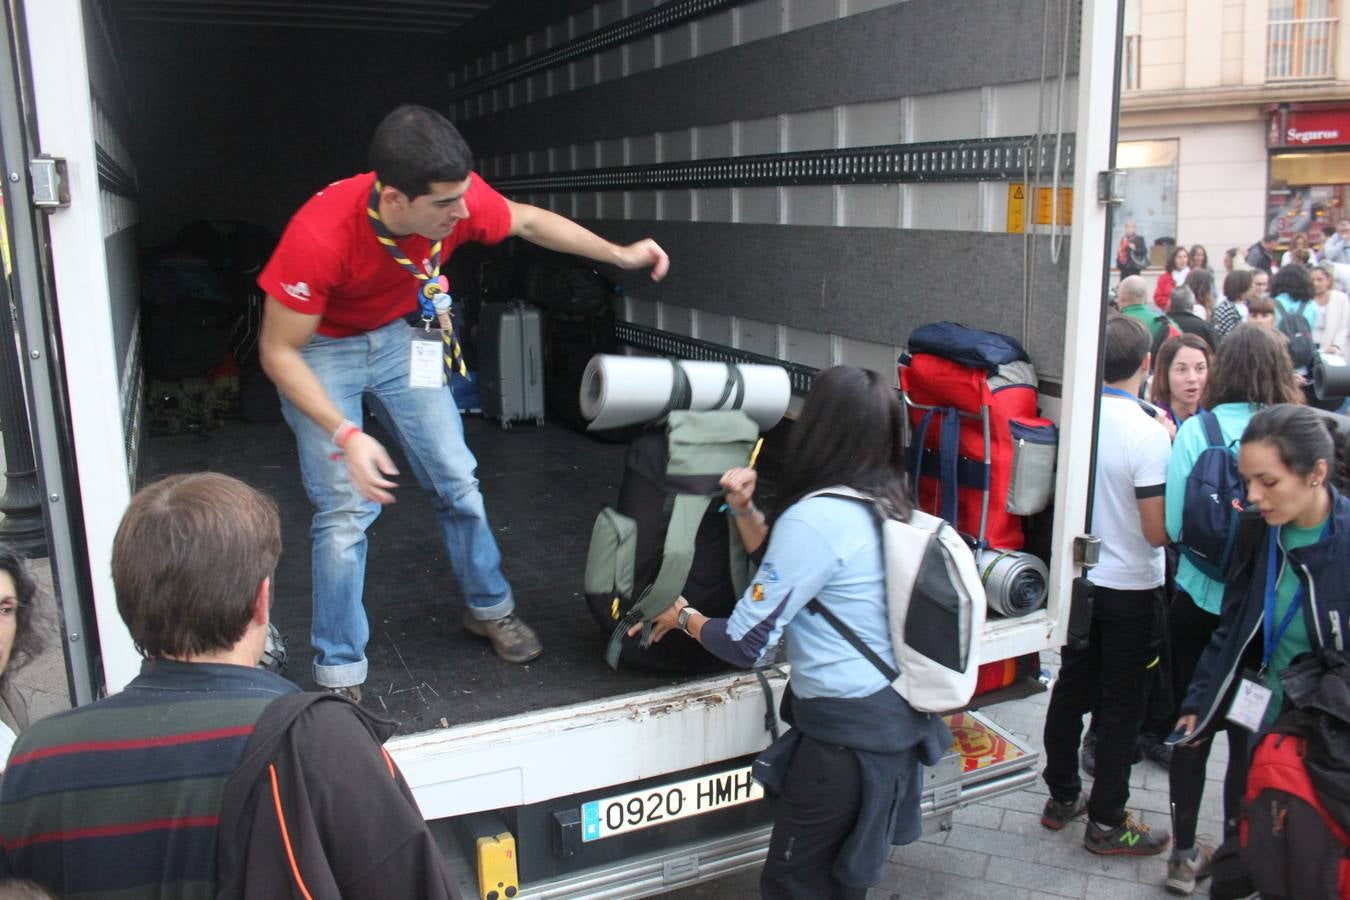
1225, 673, 1273, 732
408, 332, 444, 390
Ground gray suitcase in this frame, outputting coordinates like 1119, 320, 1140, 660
479, 300, 546, 429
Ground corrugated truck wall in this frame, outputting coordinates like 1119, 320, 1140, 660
453, 0, 1081, 384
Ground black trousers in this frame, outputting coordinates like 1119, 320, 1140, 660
760, 735, 868, 900
1167, 591, 1250, 850
1043, 584, 1164, 827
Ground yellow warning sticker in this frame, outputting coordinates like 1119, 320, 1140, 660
1007, 183, 1026, 234
1034, 187, 1073, 226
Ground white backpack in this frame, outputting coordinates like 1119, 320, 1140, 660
804, 487, 986, 713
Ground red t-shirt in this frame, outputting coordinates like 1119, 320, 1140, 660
259, 171, 512, 337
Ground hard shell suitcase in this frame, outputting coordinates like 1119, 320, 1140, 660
479, 300, 545, 429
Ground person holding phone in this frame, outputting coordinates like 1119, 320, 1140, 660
1171, 404, 1350, 894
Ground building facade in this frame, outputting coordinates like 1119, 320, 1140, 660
1117, 0, 1350, 277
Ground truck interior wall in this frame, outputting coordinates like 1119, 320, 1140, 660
452, 0, 1080, 380
81, 2, 140, 466
114, 24, 453, 244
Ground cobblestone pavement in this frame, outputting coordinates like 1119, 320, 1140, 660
661, 654, 1230, 900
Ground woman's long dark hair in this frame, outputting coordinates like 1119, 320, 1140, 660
774, 366, 913, 521
0, 545, 47, 677
1241, 404, 1350, 493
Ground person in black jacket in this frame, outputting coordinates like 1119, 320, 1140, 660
1170, 404, 1350, 895
1245, 233, 1279, 274
1151, 285, 1216, 360
1117, 219, 1150, 279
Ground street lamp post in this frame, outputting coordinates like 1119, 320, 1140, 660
0, 279, 47, 558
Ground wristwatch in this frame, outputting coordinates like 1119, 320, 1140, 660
677, 605, 701, 636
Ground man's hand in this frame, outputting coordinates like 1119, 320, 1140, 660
343, 432, 400, 505
615, 239, 670, 281
720, 467, 758, 512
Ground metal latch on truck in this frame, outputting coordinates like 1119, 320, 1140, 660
28, 154, 68, 209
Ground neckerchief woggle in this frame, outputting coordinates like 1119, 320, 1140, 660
367, 181, 466, 378
1261, 519, 1330, 673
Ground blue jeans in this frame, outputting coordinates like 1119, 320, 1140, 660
280, 319, 513, 688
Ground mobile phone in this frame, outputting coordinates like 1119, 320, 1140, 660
1163, 726, 1191, 746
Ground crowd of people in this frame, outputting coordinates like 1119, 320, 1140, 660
1041, 280, 1349, 896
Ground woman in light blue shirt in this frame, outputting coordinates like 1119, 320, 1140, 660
639, 366, 950, 899
1163, 325, 1303, 880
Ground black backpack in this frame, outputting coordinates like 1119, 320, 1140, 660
583, 411, 758, 672
1177, 410, 1248, 582
1276, 298, 1316, 368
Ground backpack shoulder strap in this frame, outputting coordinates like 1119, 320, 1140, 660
806, 596, 900, 682
1198, 408, 1226, 449
605, 492, 713, 669
802, 488, 901, 683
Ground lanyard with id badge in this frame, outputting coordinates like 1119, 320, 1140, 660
1226, 525, 1324, 731
367, 181, 467, 389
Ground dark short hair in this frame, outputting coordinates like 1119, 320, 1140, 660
775, 366, 912, 521
1264, 232, 1280, 244
1149, 333, 1212, 408
1103, 314, 1151, 383
368, 104, 474, 199
1242, 403, 1349, 491
1202, 324, 1303, 408
1166, 244, 1189, 272
1270, 263, 1313, 302
112, 473, 280, 659
1247, 293, 1275, 316
1222, 270, 1252, 303
0, 546, 47, 676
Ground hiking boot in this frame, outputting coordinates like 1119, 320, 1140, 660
324, 684, 362, 703
1165, 842, 1215, 895
1080, 729, 1097, 777
1138, 734, 1173, 770
463, 610, 543, 664
1041, 792, 1089, 830
1084, 813, 1170, 856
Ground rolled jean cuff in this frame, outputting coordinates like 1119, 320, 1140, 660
464, 593, 515, 621
313, 657, 368, 689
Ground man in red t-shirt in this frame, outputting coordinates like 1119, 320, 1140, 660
257, 105, 668, 695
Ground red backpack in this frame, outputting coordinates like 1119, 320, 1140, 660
898, 323, 1057, 551
1242, 731, 1350, 899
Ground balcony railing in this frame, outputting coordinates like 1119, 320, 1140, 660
1122, 33, 1142, 91
1267, 17, 1338, 81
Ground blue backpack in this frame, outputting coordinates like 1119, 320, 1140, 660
1177, 409, 1247, 581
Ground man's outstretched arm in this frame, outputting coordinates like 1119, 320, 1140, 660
505, 199, 669, 281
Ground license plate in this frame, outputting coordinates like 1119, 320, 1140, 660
580, 765, 764, 842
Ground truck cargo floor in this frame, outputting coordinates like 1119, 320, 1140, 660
139, 413, 718, 735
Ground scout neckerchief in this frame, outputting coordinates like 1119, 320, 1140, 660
367, 181, 467, 377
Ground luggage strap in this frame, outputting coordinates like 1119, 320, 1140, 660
712, 363, 746, 411
606, 493, 713, 669
661, 361, 693, 416
907, 406, 962, 527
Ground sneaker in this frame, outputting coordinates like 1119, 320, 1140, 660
324, 684, 362, 703
1081, 729, 1097, 777
1138, 734, 1173, 770
1084, 813, 1170, 856
463, 610, 543, 664
1041, 792, 1089, 830
1165, 842, 1215, 895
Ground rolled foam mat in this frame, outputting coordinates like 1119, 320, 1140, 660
976, 548, 1049, 618
579, 355, 791, 431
